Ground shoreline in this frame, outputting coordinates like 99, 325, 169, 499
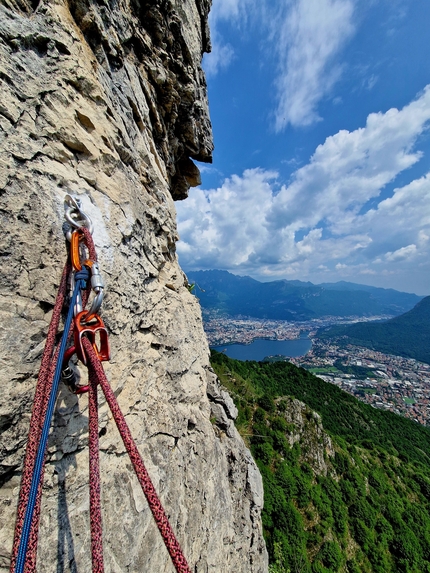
211, 336, 313, 361
210, 333, 312, 349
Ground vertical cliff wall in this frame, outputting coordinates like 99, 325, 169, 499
0, 0, 268, 570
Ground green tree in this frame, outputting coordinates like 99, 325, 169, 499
317, 541, 343, 571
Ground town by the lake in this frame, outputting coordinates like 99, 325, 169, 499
205, 313, 430, 428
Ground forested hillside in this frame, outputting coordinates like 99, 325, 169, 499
211, 351, 430, 573
320, 296, 430, 364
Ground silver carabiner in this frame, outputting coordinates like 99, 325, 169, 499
70, 265, 104, 319
64, 195, 105, 319
64, 194, 94, 240
85, 290, 104, 321
85, 262, 104, 319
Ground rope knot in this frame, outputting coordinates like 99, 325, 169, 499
75, 267, 90, 286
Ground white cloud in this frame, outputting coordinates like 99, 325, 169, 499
177, 87, 430, 292
385, 244, 417, 262
177, 169, 277, 269
365, 74, 378, 91
205, 0, 357, 126
270, 85, 430, 233
204, 0, 255, 77
356, 173, 430, 263
274, 0, 356, 129
203, 29, 235, 77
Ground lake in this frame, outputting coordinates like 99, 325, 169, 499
211, 337, 312, 362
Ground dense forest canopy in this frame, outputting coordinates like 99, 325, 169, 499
211, 351, 430, 572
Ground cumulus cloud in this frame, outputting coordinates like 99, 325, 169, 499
356, 173, 430, 263
177, 87, 430, 290
385, 244, 417, 262
177, 169, 276, 269
270, 85, 430, 232
274, 0, 356, 129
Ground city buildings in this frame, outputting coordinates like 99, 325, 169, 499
204, 313, 430, 427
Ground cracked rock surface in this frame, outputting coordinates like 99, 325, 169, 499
278, 396, 335, 476
0, 0, 268, 571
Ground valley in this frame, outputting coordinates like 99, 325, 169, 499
204, 313, 394, 346
292, 340, 430, 427
202, 313, 430, 427
194, 271, 430, 428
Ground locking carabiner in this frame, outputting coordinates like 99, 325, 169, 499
70, 229, 84, 272
69, 230, 104, 319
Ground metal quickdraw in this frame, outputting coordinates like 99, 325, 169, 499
61, 196, 108, 394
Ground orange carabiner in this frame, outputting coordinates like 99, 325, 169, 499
70, 229, 84, 271
71, 229, 96, 272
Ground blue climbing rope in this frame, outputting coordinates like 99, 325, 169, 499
14, 269, 89, 573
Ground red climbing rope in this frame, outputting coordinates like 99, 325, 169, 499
10, 262, 70, 573
11, 199, 192, 573
88, 369, 104, 573
83, 336, 192, 573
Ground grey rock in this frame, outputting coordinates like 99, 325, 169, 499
0, 1, 268, 572
210, 402, 230, 429
277, 396, 334, 475
206, 369, 238, 420
246, 455, 264, 512
221, 391, 239, 421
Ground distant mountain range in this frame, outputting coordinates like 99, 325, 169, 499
319, 296, 430, 364
186, 269, 423, 320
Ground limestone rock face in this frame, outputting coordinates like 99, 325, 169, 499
278, 397, 334, 476
0, 1, 268, 571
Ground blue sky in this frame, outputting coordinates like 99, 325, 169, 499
176, 0, 430, 295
